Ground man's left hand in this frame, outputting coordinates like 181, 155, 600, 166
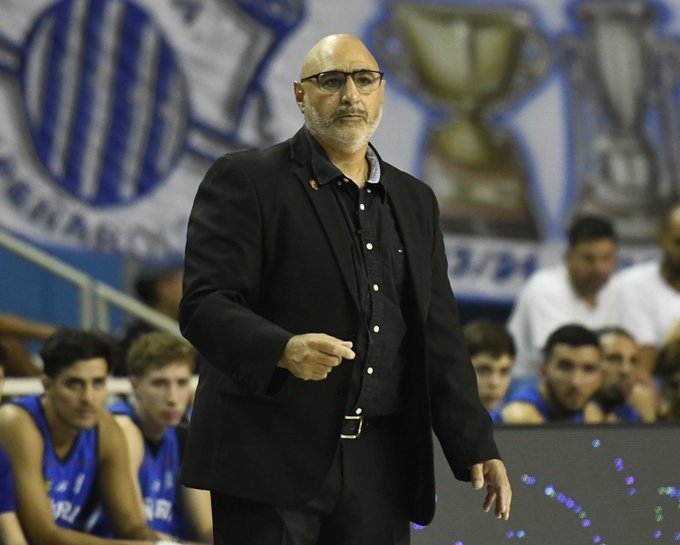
470, 459, 511, 521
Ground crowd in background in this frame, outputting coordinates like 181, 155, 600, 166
0, 202, 679, 542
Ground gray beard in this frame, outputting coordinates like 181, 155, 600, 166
303, 100, 381, 154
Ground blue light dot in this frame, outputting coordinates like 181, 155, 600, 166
566, 498, 575, 509
574, 506, 583, 514
506, 530, 515, 538
626, 476, 635, 485
628, 487, 637, 496
557, 493, 566, 503
454, 541, 464, 545
527, 476, 536, 485
517, 530, 525, 538
674, 531, 680, 541
593, 536, 601, 544
582, 519, 592, 527
655, 530, 663, 538
411, 523, 425, 531
593, 439, 601, 448
545, 486, 555, 496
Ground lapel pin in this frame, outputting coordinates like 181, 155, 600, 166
309, 179, 319, 190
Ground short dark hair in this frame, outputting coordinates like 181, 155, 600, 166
596, 326, 635, 343
543, 324, 600, 360
134, 261, 183, 306
567, 215, 617, 247
40, 329, 113, 378
464, 320, 516, 358
655, 339, 680, 378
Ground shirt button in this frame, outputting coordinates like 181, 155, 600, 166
372, 284, 379, 291
366, 242, 373, 250
355, 407, 363, 415
367, 367, 374, 375
336, 181, 342, 186
359, 204, 366, 211
373, 325, 380, 333
343, 177, 348, 182
367, 188, 372, 193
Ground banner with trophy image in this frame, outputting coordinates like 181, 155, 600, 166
0, 0, 677, 301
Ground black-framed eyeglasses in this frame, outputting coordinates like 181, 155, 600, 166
300, 70, 384, 94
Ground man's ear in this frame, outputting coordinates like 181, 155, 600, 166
293, 81, 305, 112
41, 374, 52, 392
130, 375, 140, 392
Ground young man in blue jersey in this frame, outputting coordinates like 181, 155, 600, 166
595, 327, 656, 423
96, 332, 211, 542
502, 324, 605, 424
0, 345, 29, 545
0, 328, 181, 545
463, 320, 515, 424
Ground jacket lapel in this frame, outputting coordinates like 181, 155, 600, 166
290, 132, 361, 311
386, 171, 430, 322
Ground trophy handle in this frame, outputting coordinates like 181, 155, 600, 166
503, 28, 551, 107
372, 17, 421, 97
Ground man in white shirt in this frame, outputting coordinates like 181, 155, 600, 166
508, 215, 620, 378
613, 203, 680, 375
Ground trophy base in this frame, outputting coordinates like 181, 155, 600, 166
575, 184, 662, 242
423, 139, 541, 239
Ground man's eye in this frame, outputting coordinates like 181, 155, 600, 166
320, 74, 344, 89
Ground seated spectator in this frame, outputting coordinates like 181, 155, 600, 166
0, 328, 179, 545
116, 262, 183, 376
91, 332, 211, 542
613, 202, 680, 375
502, 324, 604, 424
655, 339, 680, 423
594, 327, 656, 423
463, 320, 515, 423
0, 345, 29, 545
508, 215, 620, 379
0, 313, 56, 376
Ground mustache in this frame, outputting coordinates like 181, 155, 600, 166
333, 108, 367, 119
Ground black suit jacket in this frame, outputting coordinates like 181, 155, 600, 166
179, 128, 499, 525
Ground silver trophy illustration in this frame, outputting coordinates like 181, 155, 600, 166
563, 0, 680, 240
375, 3, 550, 239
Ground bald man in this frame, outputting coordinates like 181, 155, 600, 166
180, 34, 510, 545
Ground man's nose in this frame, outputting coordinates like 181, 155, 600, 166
340, 77, 360, 103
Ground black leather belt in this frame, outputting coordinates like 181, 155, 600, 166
340, 414, 397, 439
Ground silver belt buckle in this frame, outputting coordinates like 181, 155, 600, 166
340, 415, 363, 439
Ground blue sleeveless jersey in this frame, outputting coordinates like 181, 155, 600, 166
91, 400, 184, 537
0, 446, 16, 513
13, 395, 98, 529
506, 385, 585, 423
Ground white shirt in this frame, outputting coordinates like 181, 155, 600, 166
508, 264, 622, 378
612, 260, 680, 347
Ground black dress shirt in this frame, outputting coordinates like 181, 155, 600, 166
305, 129, 407, 417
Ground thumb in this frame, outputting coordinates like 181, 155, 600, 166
470, 463, 484, 490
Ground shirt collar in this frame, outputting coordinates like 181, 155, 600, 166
304, 127, 384, 197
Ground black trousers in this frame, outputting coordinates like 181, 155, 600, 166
210, 421, 410, 545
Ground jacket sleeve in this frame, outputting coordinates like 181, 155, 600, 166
425, 194, 501, 481
179, 155, 293, 395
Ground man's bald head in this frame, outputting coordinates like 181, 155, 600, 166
294, 34, 384, 156
299, 34, 380, 80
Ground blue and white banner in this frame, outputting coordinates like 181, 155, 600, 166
0, 0, 676, 299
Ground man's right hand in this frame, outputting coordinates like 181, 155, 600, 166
277, 333, 355, 380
